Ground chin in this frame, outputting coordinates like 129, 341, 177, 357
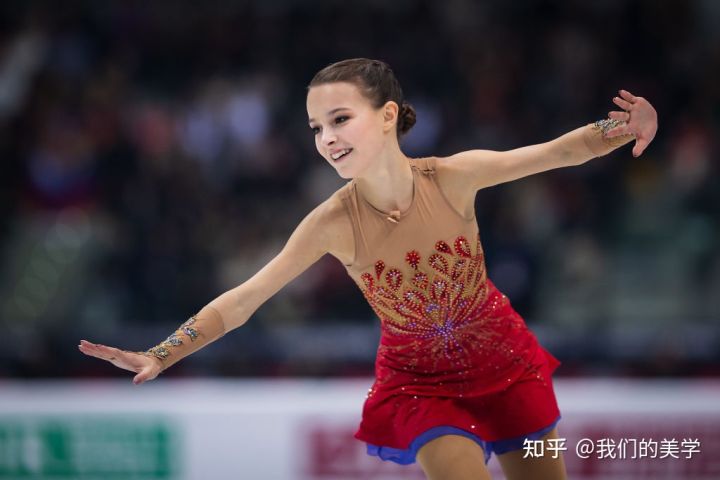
329, 159, 362, 180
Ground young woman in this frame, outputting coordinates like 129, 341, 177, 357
79, 58, 658, 480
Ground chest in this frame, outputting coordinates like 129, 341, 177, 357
335, 166, 478, 273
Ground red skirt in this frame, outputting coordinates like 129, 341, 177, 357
355, 348, 561, 464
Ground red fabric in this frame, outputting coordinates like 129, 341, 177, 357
355, 278, 562, 448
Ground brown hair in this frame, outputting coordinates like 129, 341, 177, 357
308, 58, 417, 138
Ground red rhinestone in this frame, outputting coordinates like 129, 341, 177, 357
374, 260, 385, 279
405, 250, 421, 270
435, 240, 452, 254
455, 236, 472, 258
428, 253, 449, 275
385, 268, 403, 291
412, 272, 429, 289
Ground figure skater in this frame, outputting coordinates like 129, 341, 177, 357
79, 58, 657, 480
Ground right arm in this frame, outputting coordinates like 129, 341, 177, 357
207, 197, 339, 333
79, 195, 352, 384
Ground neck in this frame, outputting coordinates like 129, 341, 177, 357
354, 144, 413, 214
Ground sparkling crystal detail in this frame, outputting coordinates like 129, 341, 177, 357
411, 272, 428, 289
428, 253, 449, 275
454, 236, 472, 258
435, 240, 452, 254
406, 250, 421, 270
385, 268, 403, 291
147, 345, 170, 360
374, 260, 385, 280
182, 326, 199, 341
165, 334, 183, 346
356, 234, 540, 397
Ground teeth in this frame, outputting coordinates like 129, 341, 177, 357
332, 149, 351, 160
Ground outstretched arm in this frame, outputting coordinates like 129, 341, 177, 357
79, 196, 348, 384
440, 89, 658, 191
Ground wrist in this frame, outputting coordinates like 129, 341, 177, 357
582, 119, 635, 157
140, 309, 225, 372
140, 350, 167, 372
126, 349, 166, 373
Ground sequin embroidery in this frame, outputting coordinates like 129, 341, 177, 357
358, 234, 543, 394
144, 314, 200, 363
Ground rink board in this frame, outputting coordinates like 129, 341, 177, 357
0, 378, 718, 479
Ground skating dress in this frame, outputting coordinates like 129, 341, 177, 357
336, 157, 562, 465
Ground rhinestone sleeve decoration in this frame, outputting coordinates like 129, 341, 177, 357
359, 235, 542, 395
592, 118, 635, 147
143, 315, 199, 363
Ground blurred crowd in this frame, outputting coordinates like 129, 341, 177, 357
1, 0, 718, 379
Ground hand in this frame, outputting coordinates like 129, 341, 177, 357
607, 89, 658, 157
79, 339, 163, 385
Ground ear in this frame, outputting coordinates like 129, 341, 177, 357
381, 101, 399, 133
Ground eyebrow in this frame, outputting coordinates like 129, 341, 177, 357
308, 107, 351, 123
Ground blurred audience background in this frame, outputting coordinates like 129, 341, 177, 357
0, 0, 718, 380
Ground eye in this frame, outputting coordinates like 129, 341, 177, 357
335, 116, 349, 124
310, 126, 320, 135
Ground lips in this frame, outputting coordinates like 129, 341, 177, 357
331, 148, 353, 162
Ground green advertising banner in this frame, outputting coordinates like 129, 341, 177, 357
0, 415, 181, 479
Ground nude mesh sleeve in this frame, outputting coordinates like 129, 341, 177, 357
132, 305, 227, 372
582, 119, 635, 157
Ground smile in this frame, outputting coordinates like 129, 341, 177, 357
331, 148, 353, 161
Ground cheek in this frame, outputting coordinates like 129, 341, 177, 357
355, 123, 382, 151
341, 123, 369, 149
361, 115, 385, 140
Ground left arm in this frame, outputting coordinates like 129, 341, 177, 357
440, 89, 658, 191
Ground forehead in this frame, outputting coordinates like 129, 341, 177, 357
306, 82, 369, 118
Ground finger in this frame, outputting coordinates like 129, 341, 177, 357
78, 341, 101, 354
82, 343, 119, 361
133, 368, 154, 385
632, 138, 649, 157
606, 125, 632, 137
87, 343, 111, 355
613, 96, 633, 111
608, 110, 631, 121
78, 344, 93, 355
93, 344, 117, 354
78, 345, 104, 359
619, 89, 637, 103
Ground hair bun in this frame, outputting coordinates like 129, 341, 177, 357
398, 102, 417, 136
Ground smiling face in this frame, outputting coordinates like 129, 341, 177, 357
307, 82, 394, 179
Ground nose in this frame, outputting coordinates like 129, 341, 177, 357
321, 129, 337, 147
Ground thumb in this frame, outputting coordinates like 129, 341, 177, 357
133, 369, 151, 385
632, 138, 647, 157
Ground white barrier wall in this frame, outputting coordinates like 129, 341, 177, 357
1, 378, 718, 480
